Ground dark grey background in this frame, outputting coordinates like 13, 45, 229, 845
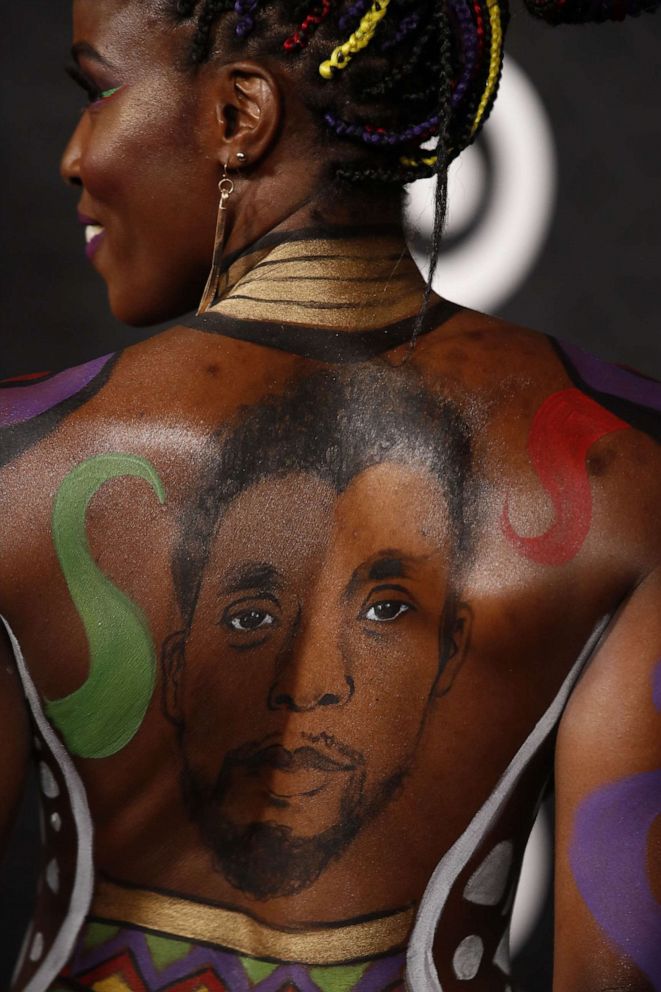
1, 2, 659, 988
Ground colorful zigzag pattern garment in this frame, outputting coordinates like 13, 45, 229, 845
52, 879, 411, 992
55, 921, 406, 992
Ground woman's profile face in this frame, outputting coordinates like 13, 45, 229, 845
61, 0, 221, 325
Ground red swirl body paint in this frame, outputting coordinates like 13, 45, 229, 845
502, 389, 629, 566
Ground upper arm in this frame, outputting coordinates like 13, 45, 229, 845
0, 620, 30, 856
553, 567, 661, 992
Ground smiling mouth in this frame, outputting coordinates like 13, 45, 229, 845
85, 224, 104, 244
84, 224, 106, 260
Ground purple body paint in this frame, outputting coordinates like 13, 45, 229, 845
557, 340, 661, 413
570, 770, 661, 988
0, 354, 114, 428
653, 659, 661, 714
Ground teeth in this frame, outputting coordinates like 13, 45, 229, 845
85, 224, 104, 244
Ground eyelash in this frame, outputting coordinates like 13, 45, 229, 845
65, 65, 119, 106
359, 584, 417, 623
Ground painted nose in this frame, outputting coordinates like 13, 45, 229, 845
268, 624, 354, 713
60, 115, 88, 187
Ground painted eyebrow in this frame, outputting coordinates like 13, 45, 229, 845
71, 42, 118, 72
368, 556, 407, 581
219, 562, 283, 596
342, 552, 419, 601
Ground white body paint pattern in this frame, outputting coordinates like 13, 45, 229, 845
452, 935, 484, 980
1, 615, 94, 992
463, 840, 514, 906
405, 614, 614, 991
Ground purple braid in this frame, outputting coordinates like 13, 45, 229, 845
338, 0, 371, 32
380, 11, 420, 51
448, 0, 479, 108
324, 111, 440, 146
234, 0, 260, 36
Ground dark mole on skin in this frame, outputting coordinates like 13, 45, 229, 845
587, 448, 617, 476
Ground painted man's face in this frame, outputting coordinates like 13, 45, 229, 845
167, 463, 468, 900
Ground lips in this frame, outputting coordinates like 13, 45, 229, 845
249, 745, 355, 774
78, 210, 106, 260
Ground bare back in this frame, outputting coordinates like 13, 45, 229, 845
1, 233, 660, 992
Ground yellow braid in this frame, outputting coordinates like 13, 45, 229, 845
471, 0, 503, 135
399, 152, 437, 168
319, 0, 391, 79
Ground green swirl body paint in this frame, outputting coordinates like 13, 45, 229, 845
47, 453, 166, 759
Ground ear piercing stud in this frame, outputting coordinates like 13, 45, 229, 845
235, 151, 247, 163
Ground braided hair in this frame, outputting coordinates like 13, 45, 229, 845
165, 0, 658, 337
166, 0, 657, 183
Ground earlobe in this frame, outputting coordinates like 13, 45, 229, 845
434, 602, 473, 699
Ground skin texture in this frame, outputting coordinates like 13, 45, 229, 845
1, 2, 660, 991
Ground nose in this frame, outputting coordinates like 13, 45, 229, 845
60, 114, 89, 187
268, 615, 354, 713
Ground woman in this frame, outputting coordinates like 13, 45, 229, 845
0, 1, 659, 991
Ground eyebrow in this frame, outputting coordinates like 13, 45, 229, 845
219, 562, 283, 596
342, 551, 418, 601
71, 42, 117, 72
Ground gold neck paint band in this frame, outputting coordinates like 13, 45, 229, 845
216, 231, 425, 332
92, 879, 415, 965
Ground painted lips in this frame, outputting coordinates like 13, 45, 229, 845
85, 224, 105, 260
78, 212, 105, 260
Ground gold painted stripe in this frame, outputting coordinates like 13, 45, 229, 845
92, 880, 414, 964
224, 238, 410, 289
215, 288, 425, 331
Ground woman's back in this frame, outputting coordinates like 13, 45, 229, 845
1, 229, 659, 990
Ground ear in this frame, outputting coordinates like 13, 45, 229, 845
212, 61, 282, 167
434, 601, 473, 699
161, 630, 187, 728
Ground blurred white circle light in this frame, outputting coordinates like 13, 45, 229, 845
510, 801, 553, 956
405, 55, 557, 312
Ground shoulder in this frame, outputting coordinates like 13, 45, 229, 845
415, 308, 661, 569
418, 307, 660, 449
421, 307, 660, 425
0, 353, 119, 470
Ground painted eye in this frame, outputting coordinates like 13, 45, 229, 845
98, 86, 120, 101
228, 609, 275, 632
364, 601, 411, 622
65, 67, 121, 106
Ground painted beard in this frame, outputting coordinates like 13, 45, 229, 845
182, 737, 408, 901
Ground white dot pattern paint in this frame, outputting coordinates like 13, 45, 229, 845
29, 932, 44, 963
50, 811, 62, 832
452, 935, 484, 981
463, 840, 514, 906
46, 859, 60, 894
39, 762, 60, 799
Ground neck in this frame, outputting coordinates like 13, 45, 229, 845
213, 219, 431, 334
223, 178, 405, 261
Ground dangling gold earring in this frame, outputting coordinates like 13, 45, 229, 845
196, 162, 235, 315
